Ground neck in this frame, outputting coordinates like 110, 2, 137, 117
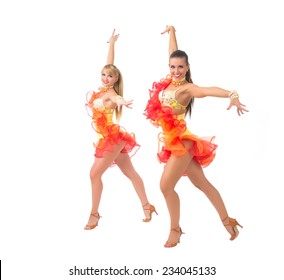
171, 77, 186, 87
99, 85, 113, 92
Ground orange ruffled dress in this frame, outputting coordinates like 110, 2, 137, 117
86, 90, 140, 159
144, 76, 217, 168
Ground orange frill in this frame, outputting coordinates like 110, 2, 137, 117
86, 91, 140, 159
144, 76, 217, 168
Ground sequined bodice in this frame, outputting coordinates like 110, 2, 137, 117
159, 90, 186, 110
93, 98, 105, 110
92, 97, 113, 114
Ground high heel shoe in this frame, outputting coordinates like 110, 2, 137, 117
142, 203, 158, 222
222, 217, 243, 240
164, 226, 184, 248
84, 212, 101, 230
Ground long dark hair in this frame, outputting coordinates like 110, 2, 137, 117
170, 50, 194, 117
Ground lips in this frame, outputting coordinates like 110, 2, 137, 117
172, 75, 181, 79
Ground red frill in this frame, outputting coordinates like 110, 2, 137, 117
144, 76, 217, 168
86, 91, 140, 160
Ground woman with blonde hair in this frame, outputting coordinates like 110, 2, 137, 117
84, 29, 157, 230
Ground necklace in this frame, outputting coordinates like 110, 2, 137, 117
99, 85, 113, 92
171, 78, 186, 87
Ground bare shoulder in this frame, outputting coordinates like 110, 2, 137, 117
177, 83, 195, 96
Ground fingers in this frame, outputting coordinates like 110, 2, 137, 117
237, 108, 244, 116
227, 102, 249, 116
107, 29, 119, 43
161, 25, 168, 34
227, 104, 233, 110
240, 104, 249, 112
119, 103, 133, 109
161, 25, 176, 34
125, 102, 133, 108
125, 99, 133, 108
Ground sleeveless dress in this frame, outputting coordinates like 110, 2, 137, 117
144, 76, 217, 168
86, 90, 140, 160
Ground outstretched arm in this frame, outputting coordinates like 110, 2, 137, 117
161, 25, 178, 57
106, 29, 119, 64
109, 94, 133, 109
179, 83, 249, 116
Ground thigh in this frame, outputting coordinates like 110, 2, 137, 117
185, 159, 209, 188
91, 141, 126, 176
114, 152, 136, 176
161, 151, 193, 188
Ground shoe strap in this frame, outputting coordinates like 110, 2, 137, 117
91, 212, 100, 218
171, 226, 183, 234
142, 203, 150, 210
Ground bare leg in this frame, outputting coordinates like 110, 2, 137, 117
85, 141, 126, 229
160, 143, 193, 246
115, 153, 154, 220
184, 160, 235, 236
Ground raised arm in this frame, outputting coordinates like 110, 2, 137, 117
161, 25, 178, 57
106, 29, 119, 64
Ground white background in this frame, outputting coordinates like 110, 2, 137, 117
0, 0, 282, 279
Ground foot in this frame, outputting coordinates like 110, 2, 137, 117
222, 217, 243, 240
84, 212, 100, 230
164, 227, 184, 248
143, 203, 151, 221
142, 203, 158, 222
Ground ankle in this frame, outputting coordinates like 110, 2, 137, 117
171, 226, 183, 234
222, 217, 230, 225
142, 202, 150, 210
90, 212, 100, 218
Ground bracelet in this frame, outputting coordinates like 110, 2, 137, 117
115, 95, 123, 102
228, 90, 239, 99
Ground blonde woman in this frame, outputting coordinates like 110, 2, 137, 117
84, 30, 157, 230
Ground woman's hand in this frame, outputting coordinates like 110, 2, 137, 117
227, 98, 249, 116
161, 25, 176, 35
115, 96, 133, 109
107, 29, 119, 43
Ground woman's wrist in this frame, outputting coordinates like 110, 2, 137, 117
115, 95, 123, 103
228, 90, 239, 99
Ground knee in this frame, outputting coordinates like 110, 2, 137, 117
193, 183, 202, 191
160, 178, 171, 196
89, 169, 102, 183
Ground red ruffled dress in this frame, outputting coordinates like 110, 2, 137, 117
144, 76, 217, 168
86, 90, 140, 160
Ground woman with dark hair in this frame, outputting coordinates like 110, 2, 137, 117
144, 25, 248, 247
84, 29, 157, 230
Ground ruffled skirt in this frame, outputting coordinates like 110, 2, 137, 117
94, 123, 140, 159
144, 77, 217, 168
147, 106, 217, 167
158, 126, 217, 167
91, 111, 140, 159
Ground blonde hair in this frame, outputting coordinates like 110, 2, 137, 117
102, 64, 123, 121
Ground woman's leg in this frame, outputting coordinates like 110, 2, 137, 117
184, 160, 235, 236
160, 147, 193, 245
114, 153, 154, 220
85, 141, 126, 229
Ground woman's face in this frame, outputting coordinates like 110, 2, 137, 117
101, 68, 118, 87
169, 57, 189, 80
